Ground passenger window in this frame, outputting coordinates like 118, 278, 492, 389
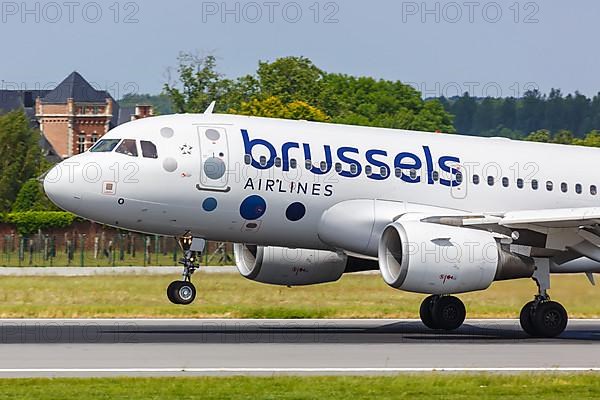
140, 141, 158, 159
259, 156, 267, 167
576, 184, 582, 194
290, 159, 297, 169
115, 139, 138, 157
502, 177, 509, 187
546, 181, 553, 191
473, 175, 480, 185
487, 176, 495, 186
275, 157, 282, 168
380, 167, 388, 178
456, 171, 463, 184
335, 163, 343, 173
365, 166, 373, 176
305, 160, 312, 170
432, 171, 439, 181
244, 154, 251, 165
90, 139, 120, 153
395, 168, 402, 178
350, 164, 358, 175
561, 182, 568, 193
410, 169, 417, 180
532, 180, 539, 190
320, 161, 328, 172
517, 178, 524, 189
591, 185, 597, 195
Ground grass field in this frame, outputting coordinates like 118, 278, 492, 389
0, 375, 599, 399
0, 273, 599, 318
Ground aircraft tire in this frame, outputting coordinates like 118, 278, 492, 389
419, 295, 439, 329
431, 296, 466, 331
531, 301, 568, 338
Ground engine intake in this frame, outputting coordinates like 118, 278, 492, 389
378, 221, 534, 294
234, 244, 377, 286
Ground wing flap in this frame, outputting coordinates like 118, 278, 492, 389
499, 207, 600, 228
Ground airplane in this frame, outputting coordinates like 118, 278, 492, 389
42, 106, 600, 338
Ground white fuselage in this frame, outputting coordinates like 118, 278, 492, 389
43, 114, 600, 252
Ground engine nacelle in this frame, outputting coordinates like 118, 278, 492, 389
378, 221, 534, 294
234, 244, 377, 286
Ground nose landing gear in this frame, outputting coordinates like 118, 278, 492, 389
167, 235, 205, 305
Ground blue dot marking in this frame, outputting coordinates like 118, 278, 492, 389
202, 198, 218, 212
240, 195, 267, 220
286, 202, 306, 222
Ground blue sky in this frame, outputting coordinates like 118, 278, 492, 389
1, 0, 598, 98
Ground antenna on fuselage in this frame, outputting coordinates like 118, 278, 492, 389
204, 101, 216, 114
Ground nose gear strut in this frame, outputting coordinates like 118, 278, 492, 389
166, 234, 206, 305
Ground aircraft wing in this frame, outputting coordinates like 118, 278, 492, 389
453, 207, 600, 229
424, 207, 600, 267
423, 207, 600, 230
500, 207, 600, 228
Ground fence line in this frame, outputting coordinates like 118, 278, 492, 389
1, 232, 233, 268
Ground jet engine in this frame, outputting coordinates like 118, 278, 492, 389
378, 221, 534, 294
234, 244, 377, 286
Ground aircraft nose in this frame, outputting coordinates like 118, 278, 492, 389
43, 163, 83, 213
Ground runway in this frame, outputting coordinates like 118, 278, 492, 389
0, 319, 599, 377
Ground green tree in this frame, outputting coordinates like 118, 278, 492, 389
447, 93, 477, 134
573, 130, 600, 147
319, 74, 454, 132
164, 54, 454, 132
163, 53, 230, 113
218, 74, 260, 112
544, 88, 565, 132
0, 110, 44, 212
499, 98, 517, 131
12, 179, 57, 212
524, 129, 551, 143
257, 56, 324, 104
411, 100, 455, 132
565, 92, 591, 135
234, 96, 329, 122
518, 89, 545, 134
552, 129, 574, 145
472, 97, 498, 133
164, 53, 259, 114
438, 89, 600, 139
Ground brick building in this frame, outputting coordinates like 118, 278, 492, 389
35, 72, 120, 158
0, 71, 153, 160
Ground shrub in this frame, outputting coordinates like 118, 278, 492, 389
4, 212, 76, 235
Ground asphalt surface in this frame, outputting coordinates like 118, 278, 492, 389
0, 319, 599, 377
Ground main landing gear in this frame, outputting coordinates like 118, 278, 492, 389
166, 235, 205, 305
519, 258, 568, 338
419, 295, 466, 331
418, 259, 568, 338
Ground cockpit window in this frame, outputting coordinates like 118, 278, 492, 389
90, 139, 120, 153
115, 139, 138, 157
140, 141, 158, 159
